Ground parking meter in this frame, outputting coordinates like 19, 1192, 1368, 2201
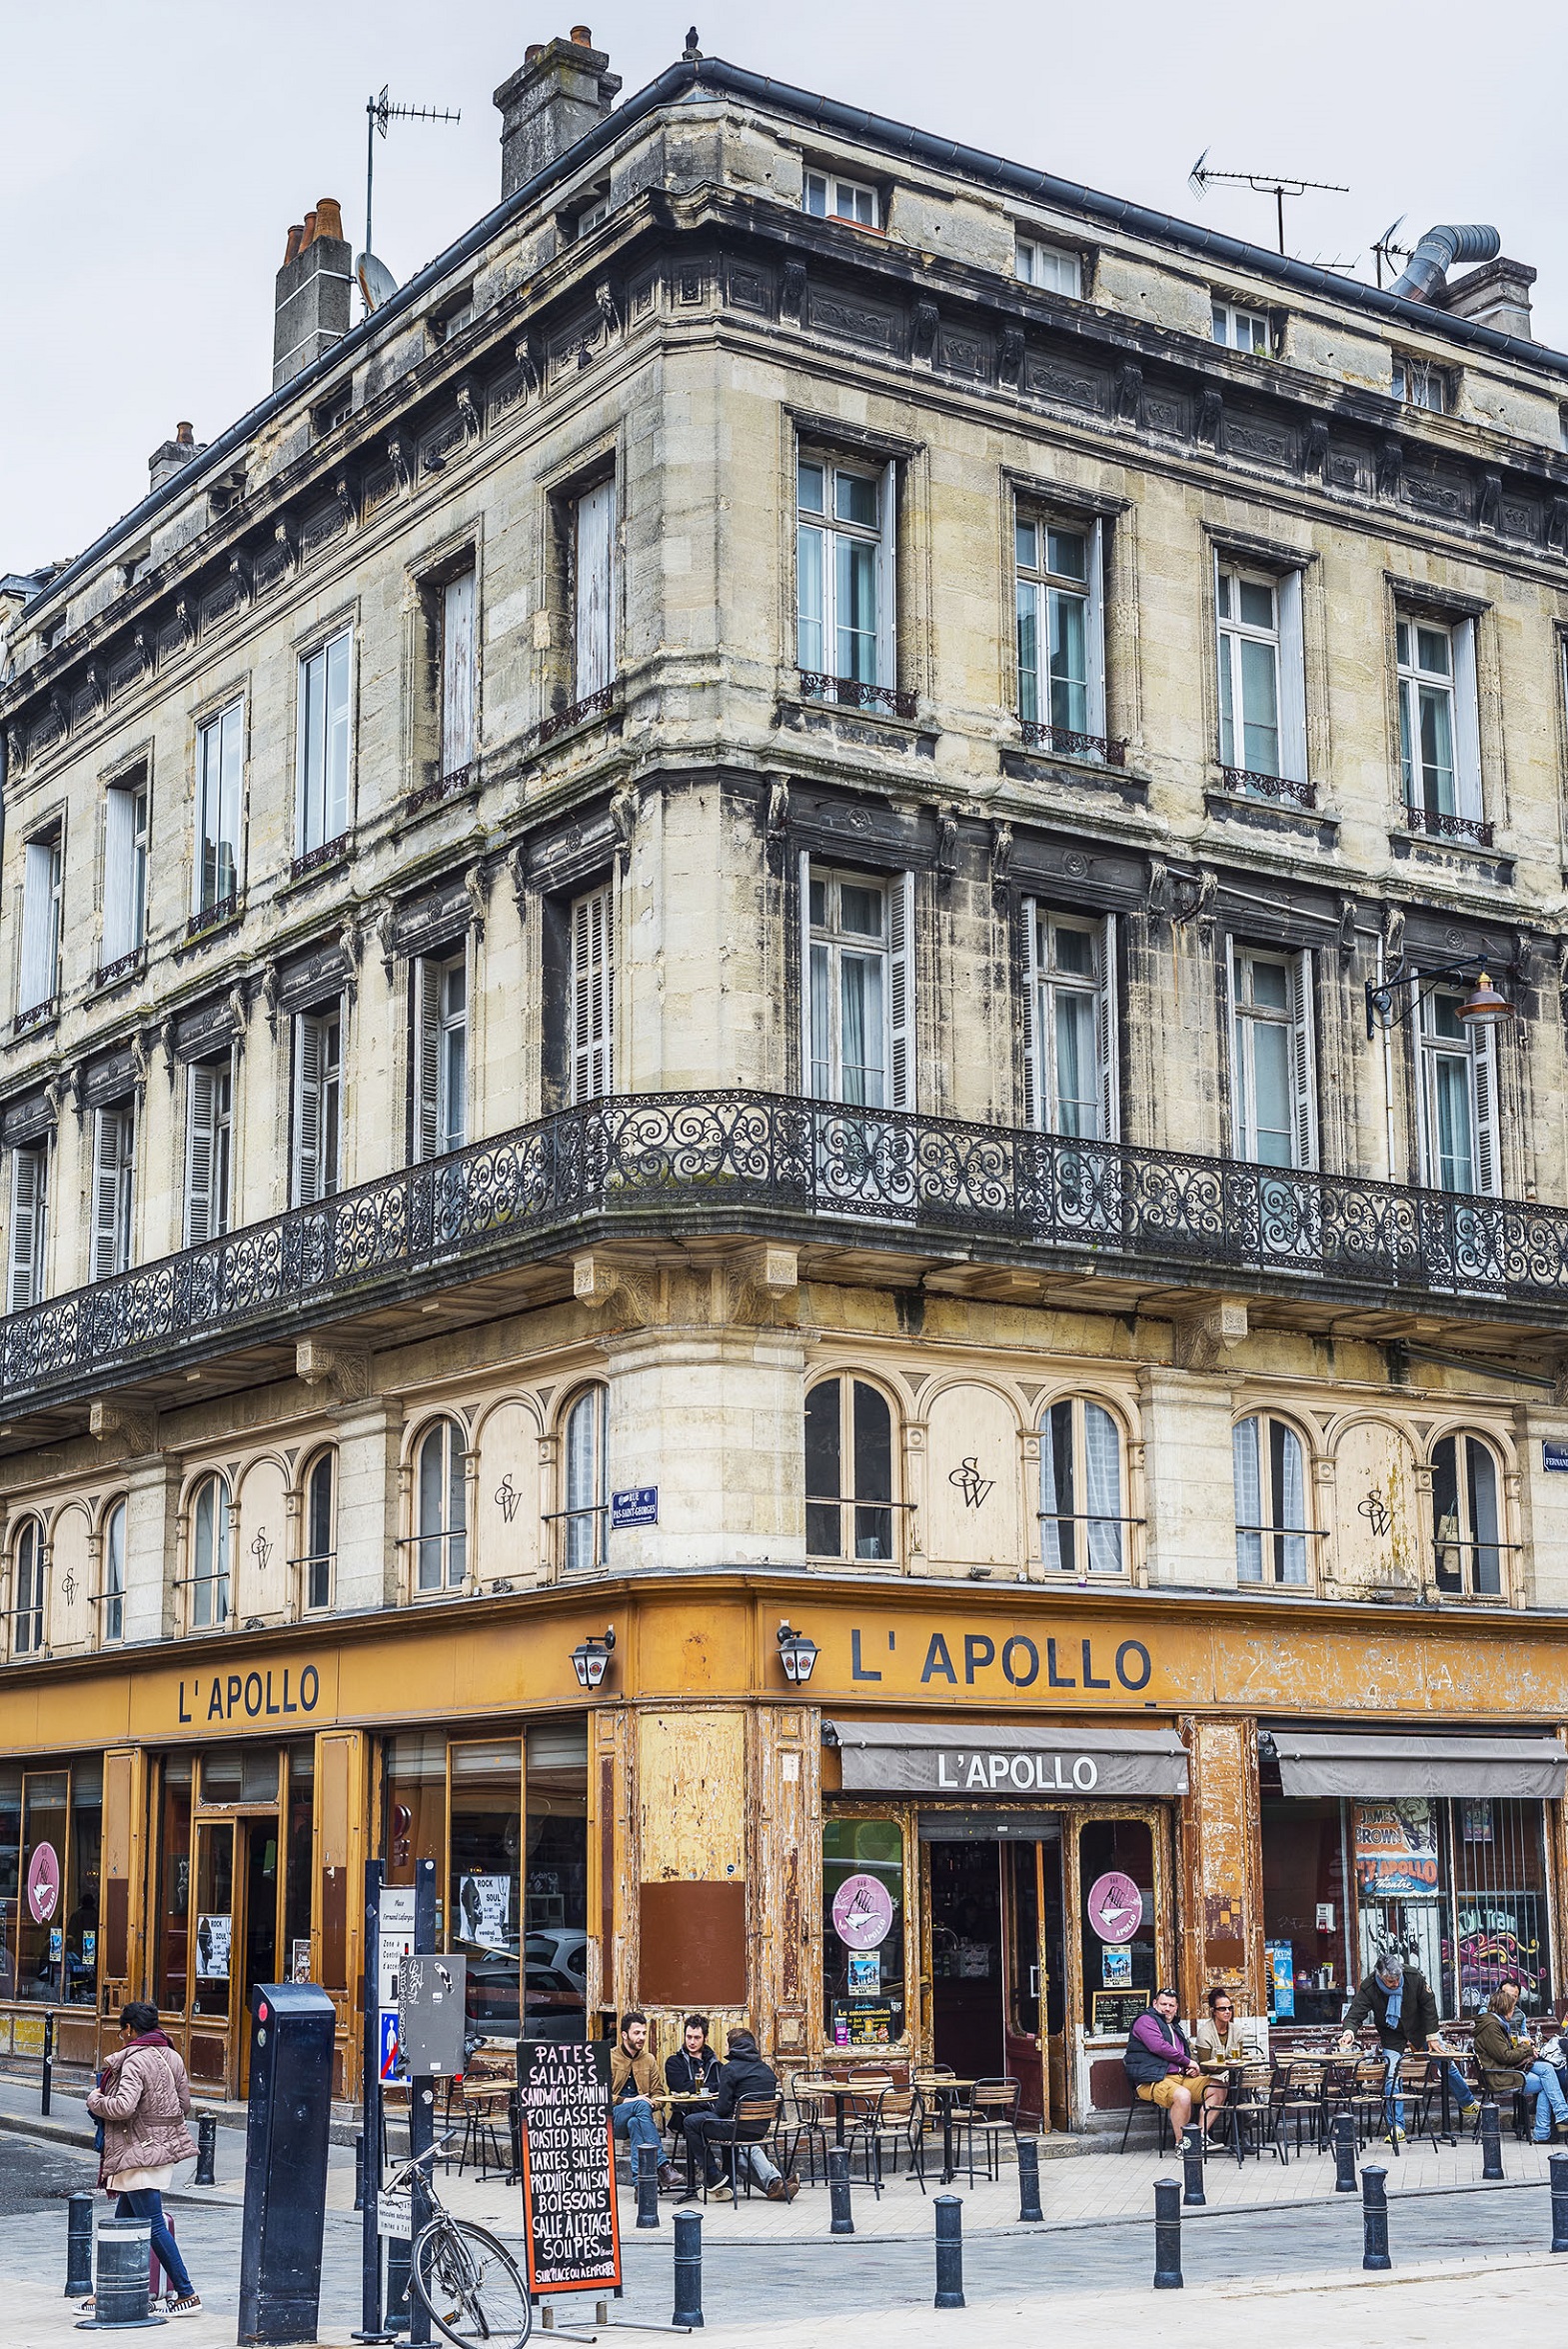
238, 1982, 336, 2345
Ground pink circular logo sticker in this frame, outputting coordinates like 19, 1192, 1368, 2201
831, 1873, 894, 1949
26, 1842, 61, 1924
1087, 1870, 1142, 1945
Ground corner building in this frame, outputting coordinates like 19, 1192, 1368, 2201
4, 32, 1568, 2126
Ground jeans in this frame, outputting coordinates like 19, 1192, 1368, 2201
685, 2112, 781, 2188
1387, 2059, 1475, 2133
611, 2098, 666, 2166
1525, 2060, 1568, 2139
113, 2191, 193, 2301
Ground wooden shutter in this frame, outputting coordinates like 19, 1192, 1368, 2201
1453, 618, 1484, 822
1019, 899, 1042, 1130
1288, 948, 1318, 1171
413, 961, 442, 1164
294, 1017, 325, 1204
18, 838, 58, 1012
1097, 913, 1121, 1144
7, 1147, 45, 1310
887, 869, 915, 1112
574, 480, 616, 699
1225, 937, 1245, 1157
442, 572, 476, 776
1277, 568, 1308, 787
874, 460, 897, 689
102, 789, 138, 963
325, 632, 352, 839
1084, 519, 1107, 741
91, 1108, 132, 1280
571, 887, 614, 1104
1472, 1019, 1500, 1196
185, 1065, 218, 1245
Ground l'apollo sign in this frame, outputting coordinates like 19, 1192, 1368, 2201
827, 1721, 1189, 1799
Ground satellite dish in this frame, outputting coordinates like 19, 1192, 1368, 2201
357, 251, 399, 313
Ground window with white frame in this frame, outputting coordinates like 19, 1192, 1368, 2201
11, 1517, 45, 1656
803, 170, 879, 227
412, 954, 467, 1163
1416, 987, 1498, 1196
1392, 354, 1446, 413
1233, 1413, 1309, 1584
570, 885, 613, 1105
803, 861, 914, 1111
194, 700, 243, 916
440, 569, 477, 780
189, 1472, 230, 1628
296, 629, 352, 856
90, 1103, 135, 1280
1015, 236, 1082, 296
1397, 615, 1482, 828
100, 775, 148, 972
573, 478, 617, 702
1038, 1396, 1126, 1577
562, 1385, 609, 1573
301, 1449, 335, 1611
1021, 908, 1117, 1141
293, 1008, 342, 1205
796, 455, 896, 694
184, 1055, 234, 1245
1212, 298, 1270, 353
1431, 1431, 1503, 1597
17, 828, 62, 1018
1215, 561, 1306, 786
102, 1496, 126, 1644
414, 1417, 467, 1591
1016, 514, 1103, 743
805, 1375, 895, 1561
1227, 946, 1317, 1171
6, 1142, 49, 1311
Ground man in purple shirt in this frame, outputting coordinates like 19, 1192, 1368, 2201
1123, 1988, 1226, 2140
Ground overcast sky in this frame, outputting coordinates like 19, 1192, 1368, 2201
1, 0, 1561, 573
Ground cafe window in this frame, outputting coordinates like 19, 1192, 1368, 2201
805, 1375, 896, 1563
1037, 1396, 1126, 1578
188, 1473, 230, 1629
153, 1757, 193, 2011
1431, 1431, 1504, 1598
413, 1416, 468, 1592
0, 1767, 18, 2000
1078, 1816, 1154, 2015
822, 1813, 906, 2048
1260, 1794, 1350, 2027
525, 1720, 590, 2043
450, 1740, 523, 2038
0, 1757, 102, 2010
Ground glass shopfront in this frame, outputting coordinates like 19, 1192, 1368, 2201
0, 1757, 101, 2011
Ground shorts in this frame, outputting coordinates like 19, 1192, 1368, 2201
1136, 2076, 1184, 2110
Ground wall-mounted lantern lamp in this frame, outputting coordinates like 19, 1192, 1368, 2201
1365, 960, 1516, 1039
777, 1621, 819, 1686
571, 1626, 617, 1690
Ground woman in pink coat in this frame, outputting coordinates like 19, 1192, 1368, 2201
85, 2001, 202, 2317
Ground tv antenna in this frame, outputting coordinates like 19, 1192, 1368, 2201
1371, 216, 1414, 290
363, 86, 462, 306
1189, 149, 1350, 255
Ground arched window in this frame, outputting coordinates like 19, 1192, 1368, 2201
562, 1387, 609, 1573
1038, 1397, 1125, 1576
302, 1451, 335, 1611
416, 1419, 467, 1592
805, 1376, 894, 1561
12, 1518, 45, 1655
1432, 1432, 1502, 1597
190, 1475, 230, 1627
1233, 1414, 1308, 1584
103, 1498, 126, 1644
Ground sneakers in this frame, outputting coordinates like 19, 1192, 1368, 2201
710, 2183, 734, 2202
1382, 2127, 1406, 2144
166, 2296, 203, 2319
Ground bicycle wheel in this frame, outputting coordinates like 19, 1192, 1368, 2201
411, 2217, 533, 2348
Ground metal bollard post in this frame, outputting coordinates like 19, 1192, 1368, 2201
637, 2142, 662, 2229
1551, 2153, 1568, 2253
193, 2111, 217, 2187
1361, 2164, 1391, 2271
1331, 2109, 1357, 2192
933, 2196, 964, 2310
386, 2233, 412, 2329
1181, 2123, 1205, 2208
64, 2191, 94, 2300
90, 2220, 153, 2326
353, 2132, 365, 2215
1480, 2100, 1504, 2181
1016, 2134, 1043, 2222
827, 2145, 854, 2236
1153, 2176, 1183, 2289
41, 2010, 54, 2118
672, 2208, 704, 2329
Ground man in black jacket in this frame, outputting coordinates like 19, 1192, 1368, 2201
1338, 1950, 1477, 2138
666, 2016, 721, 2195
683, 2028, 798, 2202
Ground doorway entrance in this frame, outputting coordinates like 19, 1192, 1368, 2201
923, 1815, 1065, 2127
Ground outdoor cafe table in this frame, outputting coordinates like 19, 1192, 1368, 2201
911, 2075, 978, 2185
662, 2091, 720, 2196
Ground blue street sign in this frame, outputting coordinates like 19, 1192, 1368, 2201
1545, 1443, 1568, 1473
612, 1485, 659, 1527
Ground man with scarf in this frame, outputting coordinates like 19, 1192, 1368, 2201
1339, 1949, 1477, 2141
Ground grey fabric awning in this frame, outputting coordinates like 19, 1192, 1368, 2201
824, 1718, 1188, 1799
1269, 1730, 1567, 1800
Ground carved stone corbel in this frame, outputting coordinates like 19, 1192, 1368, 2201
989, 819, 1014, 892
132, 627, 154, 679
1382, 900, 1405, 962
88, 1400, 158, 1451
766, 778, 790, 840
595, 283, 621, 336
334, 474, 358, 531
1376, 438, 1404, 500
611, 785, 638, 869
1301, 417, 1329, 478
1476, 471, 1502, 532
48, 689, 71, 740
936, 807, 959, 881
998, 327, 1025, 388
228, 553, 253, 608
515, 332, 543, 396
507, 842, 529, 925
1338, 896, 1358, 957
387, 435, 412, 494
910, 301, 939, 362
1146, 858, 1169, 918
275, 519, 299, 577
1196, 388, 1224, 449
780, 260, 806, 324
373, 901, 397, 980
1172, 1298, 1248, 1372
724, 1242, 801, 1327
455, 380, 482, 442
86, 662, 108, 716
259, 961, 281, 1033
573, 1251, 662, 1327
295, 1339, 370, 1400
130, 1028, 154, 1092
1172, 867, 1216, 925
174, 599, 197, 650
1114, 360, 1142, 424
464, 862, 490, 941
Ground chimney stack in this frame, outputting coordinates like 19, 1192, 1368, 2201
148, 419, 208, 493
494, 29, 622, 199
1441, 256, 1536, 342
273, 197, 352, 390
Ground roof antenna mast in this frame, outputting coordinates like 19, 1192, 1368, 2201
362, 86, 462, 314
1189, 149, 1349, 256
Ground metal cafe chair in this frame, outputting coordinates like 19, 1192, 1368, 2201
781, 2074, 833, 2187
959, 2076, 1023, 2185
1117, 2088, 1174, 2156
702, 2093, 784, 2206
864, 2085, 928, 2193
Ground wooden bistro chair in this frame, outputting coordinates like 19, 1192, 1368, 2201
959, 2077, 1023, 2185
781, 2074, 833, 2187
866, 2084, 927, 2194
703, 2093, 784, 2206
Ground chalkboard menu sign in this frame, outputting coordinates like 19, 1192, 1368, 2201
1091, 1991, 1150, 2037
517, 2039, 622, 2297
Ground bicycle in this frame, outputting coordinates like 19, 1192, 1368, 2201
385, 2133, 533, 2347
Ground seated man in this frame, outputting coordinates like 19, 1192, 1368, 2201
608, 2010, 672, 2193
666, 2014, 722, 2196
684, 2027, 798, 2202
1124, 1988, 1222, 2141
1337, 1950, 1477, 2142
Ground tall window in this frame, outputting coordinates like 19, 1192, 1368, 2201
1212, 299, 1270, 352
1016, 516, 1102, 743
17, 829, 62, 1017
1233, 1413, 1309, 1584
573, 479, 616, 701
570, 886, 614, 1105
803, 170, 879, 226
1228, 947, 1316, 1171
440, 569, 476, 779
293, 1009, 342, 1205
184, 1056, 234, 1244
415, 1418, 467, 1592
1431, 1432, 1502, 1597
1416, 990, 1498, 1196
804, 863, 913, 1111
12, 1518, 44, 1655
1022, 909, 1116, 1140
796, 456, 895, 695
90, 1104, 135, 1280
189, 1474, 230, 1628
296, 628, 352, 855
1015, 237, 1081, 295
6, 1143, 49, 1311
562, 1386, 609, 1574
302, 1451, 334, 1611
1215, 562, 1306, 789
194, 701, 243, 916
413, 955, 467, 1162
102, 1498, 126, 1644
1398, 616, 1481, 827
101, 776, 148, 970
1038, 1396, 1125, 1577
805, 1376, 895, 1561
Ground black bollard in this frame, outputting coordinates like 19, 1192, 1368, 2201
41, 2010, 54, 2118
827, 2145, 854, 2236
1551, 2153, 1568, 2253
85, 2219, 154, 2327
1153, 2176, 1182, 2290
933, 2196, 964, 2310
64, 2192, 93, 2300
1361, 2163, 1391, 2271
353, 2132, 364, 2215
1332, 2111, 1358, 2194
1016, 2134, 1043, 2222
1181, 2123, 1205, 2207
672, 2208, 704, 2329
193, 2112, 217, 2187
386, 2234, 412, 2329
1480, 2100, 1504, 2181
637, 2142, 662, 2229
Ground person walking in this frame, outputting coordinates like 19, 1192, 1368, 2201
1473, 1982, 1568, 2142
85, 2000, 202, 2318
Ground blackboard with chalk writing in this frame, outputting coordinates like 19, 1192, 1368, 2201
517, 2038, 621, 2296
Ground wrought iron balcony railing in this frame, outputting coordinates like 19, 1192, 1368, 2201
1221, 766, 1316, 810
2, 1092, 1566, 1412
1020, 720, 1128, 767
1406, 804, 1495, 849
